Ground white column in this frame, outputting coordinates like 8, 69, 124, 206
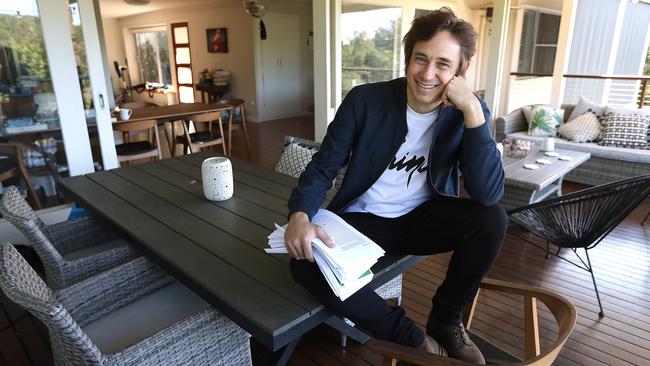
78, 0, 118, 170
332, 0, 342, 111
483, 0, 511, 125
313, 0, 333, 142
551, 0, 578, 105
36, 0, 95, 176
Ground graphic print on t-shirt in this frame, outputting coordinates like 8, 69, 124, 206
387, 152, 428, 187
342, 105, 439, 218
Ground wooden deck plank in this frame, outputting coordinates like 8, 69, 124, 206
0, 327, 30, 366
13, 317, 52, 366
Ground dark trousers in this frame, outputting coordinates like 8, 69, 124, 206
290, 196, 508, 348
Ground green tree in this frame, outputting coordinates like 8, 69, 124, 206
0, 14, 50, 82
341, 18, 400, 97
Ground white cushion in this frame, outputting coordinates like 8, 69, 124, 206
557, 112, 601, 143
605, 105, 650, 117
523, 105, 564, 137
83, 282, 209, 354
568, 96, 605, 121
275, 143, 317, 178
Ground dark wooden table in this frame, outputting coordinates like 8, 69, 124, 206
120, 102, 231, 124
117, 103, 233, 156
195, 82, 229, 103
60, 151, 424, 365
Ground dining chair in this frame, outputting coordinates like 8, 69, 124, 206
177, 111, 227, 155
220, 98, 251, 157
508, 175, 650, 317
119, 101, 157, 109
0, 143, 42, 209
369, 278, 577, 366
0, 242, 252, 366
0, 185, 138, 289
113, 119, 162, 165
275, 136, 395, 347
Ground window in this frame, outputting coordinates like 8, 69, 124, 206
133, 27, 171, 85
170, 22, 194, 103
341, 6, 402, 99
517, 10, 560, 75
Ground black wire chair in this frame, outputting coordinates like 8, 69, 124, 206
508, 175, 650, 318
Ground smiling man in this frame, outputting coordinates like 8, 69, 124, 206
285, 7, 507, 364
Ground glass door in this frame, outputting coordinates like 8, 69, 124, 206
340, 5, 402, 99
0, 0, 115, 208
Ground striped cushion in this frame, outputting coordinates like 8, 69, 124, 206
599, 113, 650, 149
558, 112, 601, 143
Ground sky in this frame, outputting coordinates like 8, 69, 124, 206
341, 7, 402, 44
0, 0, 38, 16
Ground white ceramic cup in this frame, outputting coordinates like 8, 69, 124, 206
119, 108, 132, 121
541, 137, 555, 152
201, 157, 233, 201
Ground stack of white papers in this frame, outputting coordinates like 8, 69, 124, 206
266, 209, 385, 300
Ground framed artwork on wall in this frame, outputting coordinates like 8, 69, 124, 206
207, 28, 228, 53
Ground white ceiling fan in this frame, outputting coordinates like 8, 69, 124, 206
124, 0, 151, 5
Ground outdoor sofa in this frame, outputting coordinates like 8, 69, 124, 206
495, 104, 650, 186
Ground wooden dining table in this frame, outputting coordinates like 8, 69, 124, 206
59, 151, 424, 365
115, 103, 233, 156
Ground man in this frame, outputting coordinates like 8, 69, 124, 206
285, 7, 507, 364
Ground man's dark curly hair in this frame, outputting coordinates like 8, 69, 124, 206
402, 7, 477, 76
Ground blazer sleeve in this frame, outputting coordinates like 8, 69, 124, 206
458, 99, 505, 206
288, 87, 362, 220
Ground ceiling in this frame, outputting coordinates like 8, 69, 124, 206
99, 0, 233, 18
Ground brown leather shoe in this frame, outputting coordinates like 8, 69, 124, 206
419, 334, 448, 357
426, 315, 485, 364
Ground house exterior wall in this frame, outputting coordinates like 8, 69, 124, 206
608, 1, 650, 105
564, 0, 631, 105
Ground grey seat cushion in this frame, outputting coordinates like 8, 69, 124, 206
115, 141, 156, 156
506, 132, 650, 164
62, 238, 129, 261
83, 281, 209, 354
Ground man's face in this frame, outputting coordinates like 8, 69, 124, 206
406, 31, 463, 114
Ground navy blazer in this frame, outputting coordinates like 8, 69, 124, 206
288, 78, 505, 221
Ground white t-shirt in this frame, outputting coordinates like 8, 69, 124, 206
343, 105, 438, 218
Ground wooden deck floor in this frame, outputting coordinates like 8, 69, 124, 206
1, 115, 648, 365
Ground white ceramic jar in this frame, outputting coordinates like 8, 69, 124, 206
201, 157, 234, 201
541, 137, 555, 152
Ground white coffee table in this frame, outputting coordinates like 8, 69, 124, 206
499, 147, 591, 211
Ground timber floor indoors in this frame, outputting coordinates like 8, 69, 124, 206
1, 114, 649, 365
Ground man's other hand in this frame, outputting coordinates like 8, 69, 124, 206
441, 76, 485, 128
285, 212, 335, 262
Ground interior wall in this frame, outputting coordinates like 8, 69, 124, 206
265, 1, 315, 117
102, 17, 126, 96
101, 1, 313, 122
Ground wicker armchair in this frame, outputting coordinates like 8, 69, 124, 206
369, 278, 577, 366
275, 136, 402, 347
0, 243, 252, 366
0, 185, 138, 289
508, 175, 650, 317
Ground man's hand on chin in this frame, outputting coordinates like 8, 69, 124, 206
441, 76, 485, 129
